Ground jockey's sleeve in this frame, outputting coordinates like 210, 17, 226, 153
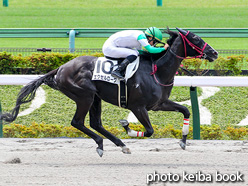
144, 45, 165, 53
137, 33, 165, 54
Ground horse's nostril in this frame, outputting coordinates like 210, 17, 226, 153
213, 51, 218, 56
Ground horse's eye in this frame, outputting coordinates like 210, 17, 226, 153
193, 36, 200, 43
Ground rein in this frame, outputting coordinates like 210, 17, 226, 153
150, 63, 174, 87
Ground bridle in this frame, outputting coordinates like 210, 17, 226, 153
170, 31, 208, 60
150, 31, 208, 86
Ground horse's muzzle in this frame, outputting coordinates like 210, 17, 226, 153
205, 45, 218, 62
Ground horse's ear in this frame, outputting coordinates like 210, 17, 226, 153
163, 26, 170, 34
176, 27, 187, 35
166, 26, 170, 32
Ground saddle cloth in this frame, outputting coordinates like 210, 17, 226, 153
92, 57, 139, 84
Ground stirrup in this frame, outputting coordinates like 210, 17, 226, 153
111, 71, 124, 80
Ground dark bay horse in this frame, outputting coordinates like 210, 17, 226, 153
0, 28, 218, 157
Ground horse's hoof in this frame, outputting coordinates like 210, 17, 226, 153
119, 119, 129, 127
96, 147, 104, 157
122, 146, 131, 154
179, 140, 186, 150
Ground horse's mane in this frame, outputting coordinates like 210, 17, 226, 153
164, 27, 179, 46
140, 50, 166, 61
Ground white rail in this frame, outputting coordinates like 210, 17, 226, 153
0, 75, 43, 85
174, 76, 248, 87
1, 75, 248, 87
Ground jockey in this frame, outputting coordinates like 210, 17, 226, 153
102, 27, 169, 80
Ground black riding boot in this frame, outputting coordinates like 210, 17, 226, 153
111, 59, 130, 80
111, 55, 137, 80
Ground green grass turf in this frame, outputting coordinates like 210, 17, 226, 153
0, 7, 246, 28
3, 0, 247, 8
0, 0, 247, 49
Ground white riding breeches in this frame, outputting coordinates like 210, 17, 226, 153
102, 40, 139, 58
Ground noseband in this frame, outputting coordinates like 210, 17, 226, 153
171, 31, 208, 59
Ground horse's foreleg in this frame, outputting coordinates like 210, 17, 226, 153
89, 96, 131, 154
180, 118, 190, 150
156, 100, 190, 150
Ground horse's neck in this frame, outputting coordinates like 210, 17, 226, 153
156, 41, 184, 82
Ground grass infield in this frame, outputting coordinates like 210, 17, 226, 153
0, 0, 247, 49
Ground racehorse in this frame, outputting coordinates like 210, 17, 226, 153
0, 28, 218, 157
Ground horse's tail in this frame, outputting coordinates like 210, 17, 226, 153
0, 69, 59, 123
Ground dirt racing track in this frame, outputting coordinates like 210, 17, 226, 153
0, 138, 247, 186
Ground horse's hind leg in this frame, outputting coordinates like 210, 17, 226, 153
123, 107, 154, 138
71, 99, 104, 157
89, 95, 131, 154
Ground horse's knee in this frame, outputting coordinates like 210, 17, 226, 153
145, 128, 154, 137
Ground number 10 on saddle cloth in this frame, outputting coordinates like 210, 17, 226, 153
92, 57, 140, 84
